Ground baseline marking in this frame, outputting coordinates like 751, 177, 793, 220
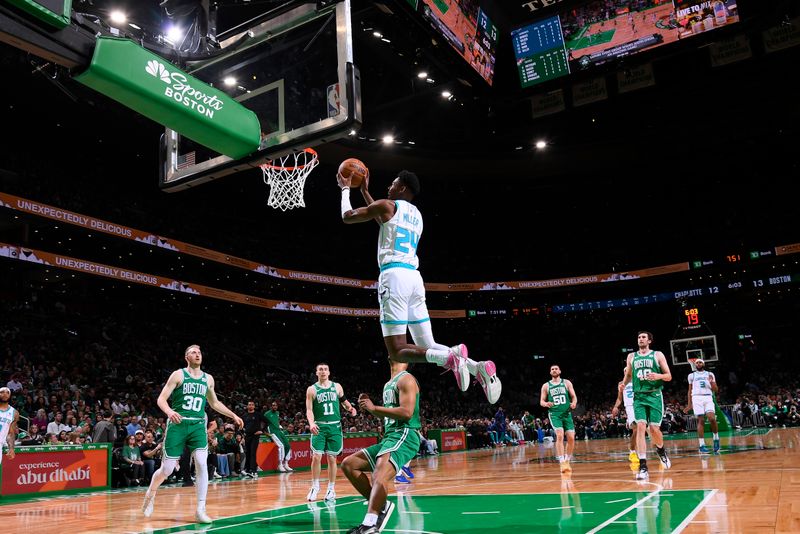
587, 491, 660, 534
672, 489, 718, 534
204, 499, 363, 532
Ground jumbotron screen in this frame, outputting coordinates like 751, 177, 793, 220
421, 0, 498, 85
512, 0, 740, 88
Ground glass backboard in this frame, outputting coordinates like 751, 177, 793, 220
159, 0, 360, 192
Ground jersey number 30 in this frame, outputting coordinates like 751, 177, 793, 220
182, 396, 203, 412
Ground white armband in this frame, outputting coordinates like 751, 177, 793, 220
340, 187, 352, 218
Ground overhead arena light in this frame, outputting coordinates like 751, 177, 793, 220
165, 26, 184, 44
109, 10, 127, 25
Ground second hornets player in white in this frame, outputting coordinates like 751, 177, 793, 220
338, 168, 501, 404
0, 387, 18, 464
686, 358, 720, 454
612, 367, 641, 467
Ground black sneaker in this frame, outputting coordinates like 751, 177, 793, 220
346, 525, 378, 534
656, 447, 672, 469
376, 500, 395, 532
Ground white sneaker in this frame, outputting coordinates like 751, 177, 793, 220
283, 462, 294, 472
307, 485, 320, 501
476, 360, 502, 404
195, 509, 213, 524
324, 486, 336, 501
212, 472, 223, 479
277, 463, 287, 472
445, 344, 470, 392
142, 491, 155, 518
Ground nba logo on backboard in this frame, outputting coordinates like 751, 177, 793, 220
327, 83, 341, 118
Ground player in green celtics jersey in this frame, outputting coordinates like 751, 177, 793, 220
539, 365, 578, 473
341, 360, 420, 534
305, 362, 357, 502
623, 331, 672, 480
142, 345, 243, 524
264, 401, 292, 473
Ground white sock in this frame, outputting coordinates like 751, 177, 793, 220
425, 348, 449, 366
148, 457, 176, 494
312, 479, 319, 488
713, 433, 719, 440
557, 455, 564, 462
629, 449, 636, 455
699, 438, 705, 446
363, 513, 378, 526
193, 449, 209, 504
327, 481, 335, 488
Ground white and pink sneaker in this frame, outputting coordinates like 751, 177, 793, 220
445, 344, 470, 392
476, 361, 502, 404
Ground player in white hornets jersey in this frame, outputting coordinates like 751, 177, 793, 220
612, 368, 640, 467
686, 359, 720, 454
338, 169, 501, 404
0, 387, 19, 463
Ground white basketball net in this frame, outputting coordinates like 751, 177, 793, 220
260, 148, 318, 211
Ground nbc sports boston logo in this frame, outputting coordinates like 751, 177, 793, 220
145, 59, 225, 118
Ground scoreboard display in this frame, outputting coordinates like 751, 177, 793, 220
511, 15, 570, 88
510, 0, 740, 89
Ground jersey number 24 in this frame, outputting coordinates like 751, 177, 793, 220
394, 227, 419, 254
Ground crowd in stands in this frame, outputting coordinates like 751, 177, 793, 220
3, 279, 799, 487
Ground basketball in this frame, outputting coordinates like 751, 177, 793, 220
338, 158, 368, 188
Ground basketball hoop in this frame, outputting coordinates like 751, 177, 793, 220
686, 348, 704, 371
260, 148, 319, 211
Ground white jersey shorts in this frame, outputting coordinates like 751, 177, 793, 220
623, 386, 635, 427
378, 267, 429, 336
692, 395, 715, 417
624, 403, 636, 428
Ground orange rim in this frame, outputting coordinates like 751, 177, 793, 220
259, 148, 318, 171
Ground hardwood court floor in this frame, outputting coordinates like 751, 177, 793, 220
1, 428, 798, 533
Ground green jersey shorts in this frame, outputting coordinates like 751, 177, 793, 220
361, 427, 420, 474
163, 418, 207, 459
549, 411, 575, 432
634, 391, 664, 425
310, 423, 343, 456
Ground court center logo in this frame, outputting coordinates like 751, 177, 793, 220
145, 59, 224, 119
